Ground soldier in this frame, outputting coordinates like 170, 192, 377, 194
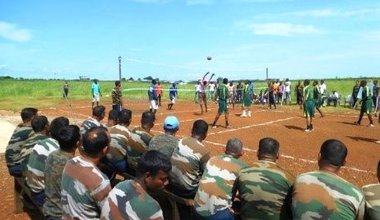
80, 105, 106, 135
194, 138, 247, 219
148, 115, 180, 158
170, 119, 210, 199
303, 79, 315, 132
362, 160, 380, 220
101, 150, 171, 220
106, 109, 119, 127
43, 125, 81, 220
211, 78, 231, 128
26, 116, 69, 207
6, 107, 38, 176
111, 80, 123, 113
292, 139, 365, 219
236, 137, 294, 220
131, 110, 156, 147
61, 127, 112, 219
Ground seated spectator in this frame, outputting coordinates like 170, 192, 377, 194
170, 119, 210, 199
292, 139, 365, 219
101, 150, 171, 220
131, 110, 155, 147
327, 90, 340, 107
43, 125, 81, 220
26, 116, 69, 207
6, 107, 38, 177
80, 105, 106, 135
362, 160, 380, 220
148, 115, 180, 158
61, 127, 112, 219
106, 109, 119, 127
194, 138, 247, 220
236, 137, 294, 219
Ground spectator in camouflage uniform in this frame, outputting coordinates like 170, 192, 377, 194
236, 137, 294, 220
18, 115, 50, 174
43, 125, 80, 220
170, 119, 210, 198
80, 105, 106, 135
106, 109, 119, 127
291, 139, 365, 220
148, 115, 180, 158
194, 138, 247, 219
101, 150, 171, 220
211, 78, 231, 128
5, 107, 38, 176
61, 126, 112, 219
26, 116, 69, 207
131, 110, 156, 147
362, 160, 380, 220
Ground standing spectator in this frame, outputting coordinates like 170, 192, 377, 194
268, 81, 277, 110
111, 80, 122, 113
43, 125, 81, 220
211, 78, 231, 128
278, 81, 284, 104
194, 138, 247, 219
168, 82, 178, 110
91, 79, 102, 109
362, 160, 380, 220
5, 107, 38, 176
208, 81, 216, 100
355, 80, 374, 127
26, 117, 70, 207
236, 81, 243, 103
313, 80, 324, 117
80, 105, 106, 135
352, 80, 360, 108
236, 137, 294, 220
148, 79, 158, 114
61, 127, 112, 219
284, 78, 292, 104
227, 81, 236, 107
156, 81, 163, 107
375, 82, 380, 121
373, 80, 378, 114
148, 115, 179, 158
62, 81, 69, 98
295, 80, 304, 109
101, 150, 171, 220
319, 79, 327, 95
273, 79, 280, 104
303, 79, 315, 132
291, 139, 365, 219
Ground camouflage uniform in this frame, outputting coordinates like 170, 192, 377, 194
80, 117, 105, 135
148, 134, 179, 158
292, 171, 365, 220
194, 154, 247, 217
362, 183, 380, 220
43, 150, 73, 219
100, 180, 164, 220
237, 160, 294, 220
26, 137, 60, 193
5, 123, 34, 174
61, 156, 111, 219
170, 136, 210, 197
131, 126, 154, 147
18, 133, 49, 173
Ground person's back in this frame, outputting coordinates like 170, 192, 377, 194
292, 139, 365, 220
149, 134, 178, 157
362, 160, 380, 220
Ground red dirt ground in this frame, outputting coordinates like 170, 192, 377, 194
1, 98, 379, 219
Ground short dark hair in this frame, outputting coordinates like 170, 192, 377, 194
108, 109, 119, 122
223, 78, 228, 84
57, 125, 80, 152
320, 139, 347, 167
21, 107, 38, 122
152, 79, 157, 85
119, 109, 132, 125
82, 127, 110, 157
304, 79, 310, 86
136, 150, 172, 178
141, 111, 155, 126
226, 138, 243, 155
115, 80, 121, 86
258, 137, 280, 157
92, 105, 106, 118
191, 119, 208, 138
31, 115, 49, 133
50, 116, 69, 140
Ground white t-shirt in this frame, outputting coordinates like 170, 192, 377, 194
320, 83, 327, 94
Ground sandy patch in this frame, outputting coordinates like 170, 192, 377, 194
0, 120, 16, 153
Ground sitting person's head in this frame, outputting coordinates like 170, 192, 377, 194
82, 127, 110, 159
163, 116, 179, 135
318, 139, 347, 172
118, 109, 132, 127
21, 107, 38, 124
191, 119, 209, 141
136, 150, 172, 191
92, 105, 106, 121
57, 125, 81, 153
50, 117, 70, 140
257, 137, 280, 162
31, 115, 49, 135
141, 111, 155, 131
225, 138, 244, 159
107, 109, 119, 127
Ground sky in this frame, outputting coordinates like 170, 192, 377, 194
1, 0, 380, 81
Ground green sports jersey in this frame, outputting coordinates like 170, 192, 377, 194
216, 84, 229, 101
303, 85, 315, 101
292, 171, 365, 220
362, 183, 380, 220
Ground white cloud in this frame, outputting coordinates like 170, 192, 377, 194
286, 8, 379, 17
0, 64, 7, 69
249, 22, 322, 36
186, 0, 214, 6
0, 21, 32, 42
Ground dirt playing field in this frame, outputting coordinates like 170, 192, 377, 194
1, 98, 379, 219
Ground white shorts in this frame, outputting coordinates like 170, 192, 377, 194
92, 94, 100, 102
149, 100, 158, 110
171, 97, 176, 104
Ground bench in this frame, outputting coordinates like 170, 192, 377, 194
14, 177, 44, 219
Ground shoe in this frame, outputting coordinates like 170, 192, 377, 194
212, 125, 217, 128
226, 125, 232, 129
248, 111, 252, 117
369, 124, 374, 127
305, 129, 312, 132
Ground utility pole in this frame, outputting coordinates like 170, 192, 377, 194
118, 56, 122, 81
266, 67, 268, 80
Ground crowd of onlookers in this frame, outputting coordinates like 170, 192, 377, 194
4, 105, 380, 220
